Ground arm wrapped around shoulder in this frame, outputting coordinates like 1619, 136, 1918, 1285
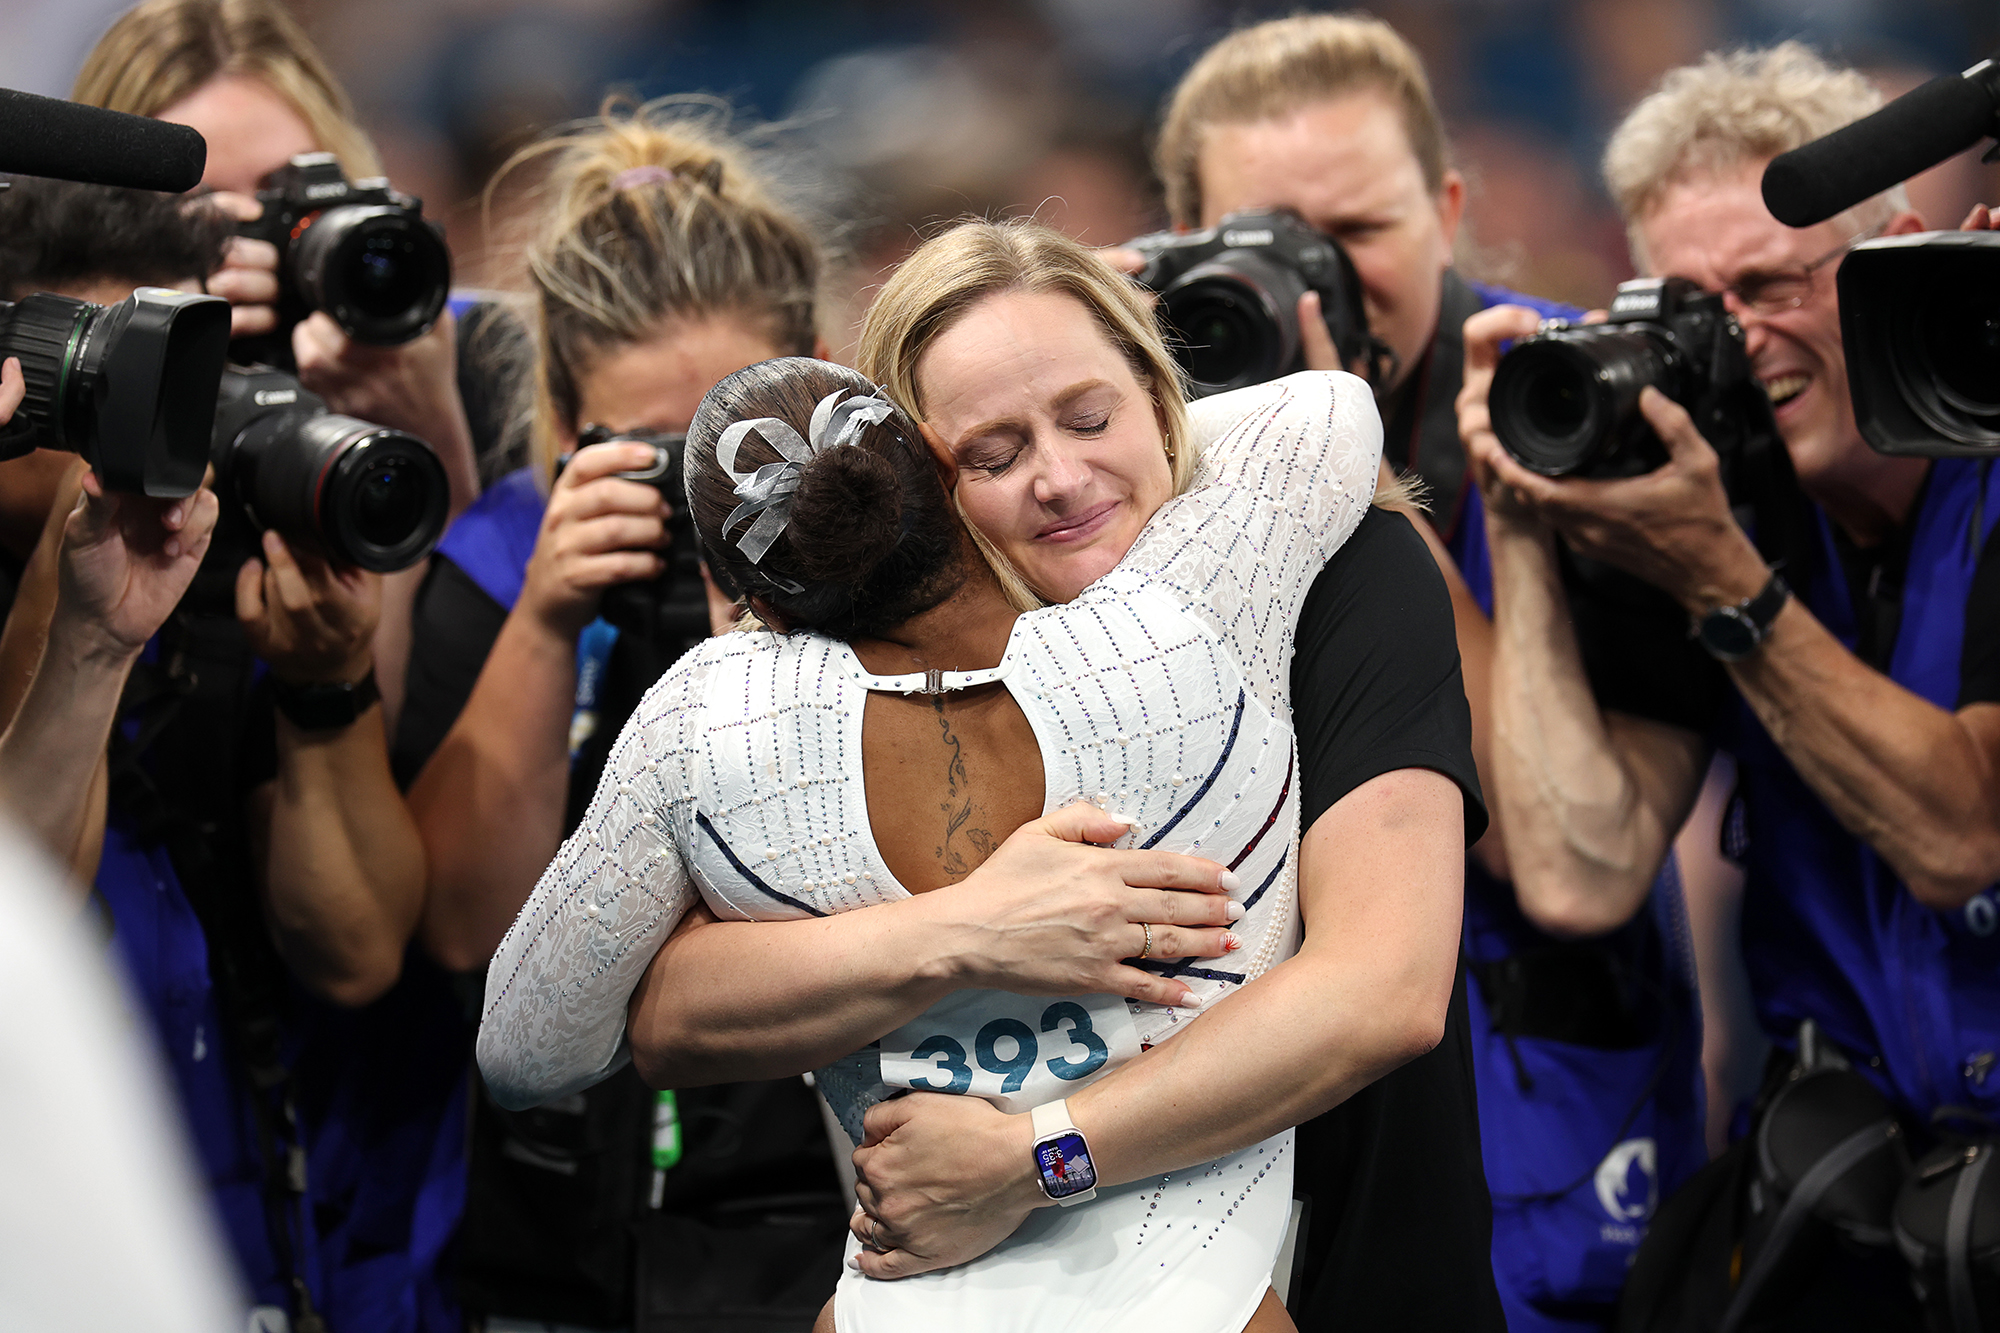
476, 701, 699, 1109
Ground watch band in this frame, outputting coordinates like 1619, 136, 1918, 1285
1030, 1098, 1099, 1206
271, 671, 380, 731
1696, 571, 1791, 663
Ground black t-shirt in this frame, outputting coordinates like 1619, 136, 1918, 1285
1282, 505, 1505, 1332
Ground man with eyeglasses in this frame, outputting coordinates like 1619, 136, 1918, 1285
1455, 43, 2000, 1320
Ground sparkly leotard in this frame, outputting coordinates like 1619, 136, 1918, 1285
478, 371, 1382, 1332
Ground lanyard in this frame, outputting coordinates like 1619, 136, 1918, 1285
568, 618, 620, 761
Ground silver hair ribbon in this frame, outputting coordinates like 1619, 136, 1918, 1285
715, 389, 897, 566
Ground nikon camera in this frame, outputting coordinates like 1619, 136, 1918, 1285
561, 425, 713, 649
1490, 276, 1777, 478
1125, 209, 1387, 397
240, 153, 451, 350
210, 366, 449, 573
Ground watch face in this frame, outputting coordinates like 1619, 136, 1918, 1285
1700, 608, 1758, 660
1035, 1131, 1097, 1199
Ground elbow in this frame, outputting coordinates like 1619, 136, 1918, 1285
422, 915, 498, 975
1514, 866, 1648, 941
1902, 835, 2000, 914
305, 948, 404, 1009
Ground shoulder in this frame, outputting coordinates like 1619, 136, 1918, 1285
434, 466, 547, 613
1299, 507, 1452, 649
1186, 371, 1372, 450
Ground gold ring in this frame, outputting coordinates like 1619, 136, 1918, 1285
1139, 922, 1153, 960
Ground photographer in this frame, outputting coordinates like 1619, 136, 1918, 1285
1138, 17, 1704, 1330
0, 176, 440, 1330
74, 0, 484, 719
1460, 43, 1997, 1325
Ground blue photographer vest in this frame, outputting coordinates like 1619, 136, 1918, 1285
1450, 279, 1709, 1333
96, 652, 469, 1331
1722, 456, 2000, 1122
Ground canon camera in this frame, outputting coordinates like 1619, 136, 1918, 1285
241, 153, 451, 349
0, 287, 229, 496
1125, 209, 1388, 397
1490, 276, 1777, 479
211, 366, 448, 573
561, 425, 712, 648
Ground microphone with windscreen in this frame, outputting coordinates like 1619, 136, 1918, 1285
0, 87, 206, 193
1761, 57, 2000, 229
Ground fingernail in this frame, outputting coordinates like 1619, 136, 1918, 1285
1178, 990, 1204, 1009
1218, 869, 1241, 893
166, 502, 184, 525
1226, 901, 1245, 922
1222, 931, 1241, 952
846, 1256, 861, 1271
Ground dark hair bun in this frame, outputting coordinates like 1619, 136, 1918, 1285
788, 446, 905, 583
684, 357, 964, 641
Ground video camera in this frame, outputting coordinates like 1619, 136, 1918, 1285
1490, 277, 1778, 478
1762, 53, 2000, 458
559, 425, 713, 648
0, 287, 230, 498
239, 153, 451, 353
1123, 209, 1391, 397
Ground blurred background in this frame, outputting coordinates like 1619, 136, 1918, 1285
6, 0, 1999, 344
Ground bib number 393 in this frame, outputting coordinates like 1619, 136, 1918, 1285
879, 990, 1141, 1113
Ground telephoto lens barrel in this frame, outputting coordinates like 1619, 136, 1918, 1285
1490, 328, 1676, 477
289, 205, 451, 346
1161, 252, 1307, 395
213, 368, 448, 572
0, 287, 229, 496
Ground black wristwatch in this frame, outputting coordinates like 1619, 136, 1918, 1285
271, 671, 380, 731
1694, 572, 1791, 662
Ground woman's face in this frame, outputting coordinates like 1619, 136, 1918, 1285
915, 288, 1172, 604
571, 313, 786, 439
156, 74, 319, 196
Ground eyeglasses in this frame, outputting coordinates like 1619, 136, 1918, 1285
1719, 223, 1887, 315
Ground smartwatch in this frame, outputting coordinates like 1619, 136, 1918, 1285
1030, 1098, 1099, 1206
272, 671, 380, 731
1695, 571, 1790, 662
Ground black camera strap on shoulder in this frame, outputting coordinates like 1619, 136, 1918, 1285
106, 609, 327, 1333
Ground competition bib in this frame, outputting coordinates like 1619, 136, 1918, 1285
879, 990, 1142, 1114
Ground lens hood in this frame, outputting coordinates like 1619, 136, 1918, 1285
1840, 231, 2000, 457
87, 289, 231, 496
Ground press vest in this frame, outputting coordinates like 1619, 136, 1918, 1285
1723, 457, 2000, 1121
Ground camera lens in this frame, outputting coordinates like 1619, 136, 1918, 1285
1491, 328, 1675, 476
1920, 293, 2000, 420
1160, 252, 1306, 396
0, 289, 225, 496
218, 399, 448, 572
290, 204, 451, 346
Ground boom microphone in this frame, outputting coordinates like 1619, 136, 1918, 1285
1761, 57, 2000, 229
0, 88, 206, 193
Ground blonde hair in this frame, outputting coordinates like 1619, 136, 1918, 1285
1603, 43, 1909, 268
497, 96, 822, 479
856, 218, 1196, 612
1156, 14, 1450, 228
72, 0, 381, 180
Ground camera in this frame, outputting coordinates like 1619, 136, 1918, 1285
1490, 277, 1777, 478
241, 153, 451, 349
0, 287, 229, 497
561, 426, 712, 648
1125, 209, 1389, 397
211, 366, 448, 572
1838, 231, 1999, 457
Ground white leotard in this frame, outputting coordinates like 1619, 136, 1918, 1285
479, 371, 1381, 1332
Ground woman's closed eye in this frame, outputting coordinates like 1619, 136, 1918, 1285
961, 438, 1025, 476
1067, 411, 1111, 437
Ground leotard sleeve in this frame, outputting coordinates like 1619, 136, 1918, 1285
475, 649, 710, 1111
1103, 370, 1382, 721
